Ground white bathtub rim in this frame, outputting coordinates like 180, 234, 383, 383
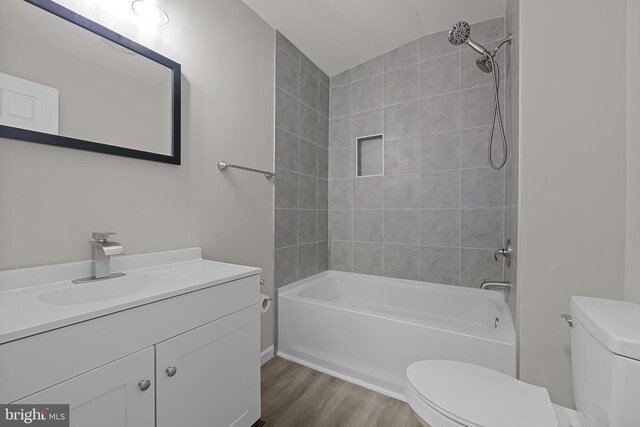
277, 350, 406, 402
279, 270, 507, 307
278, 271, 515, 346
277, 269, 333, 294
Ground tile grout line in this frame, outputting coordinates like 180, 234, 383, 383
328, 89, 505, 134
459, 48, 463, 286
325, 206, 505, 210
322, 240, 502, 252
277, 42, 330, 90
278, 85, 328, 122
330, 35, 509, 89
330, 67, 506, 114
329, 122, 503, 152
351, 75, 355, 273
296, 59, 301, 282
316, 72, 321, 275
502, 92, 507, 282
418, 56, 422, 282
381, 60, 386, 278
322, 207, 506, 211
325, 160, 502, 175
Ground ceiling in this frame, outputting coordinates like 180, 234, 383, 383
241, 0, 507, 76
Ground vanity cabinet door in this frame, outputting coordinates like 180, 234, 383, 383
155, 305, 260, 427
15, 347, 155, 427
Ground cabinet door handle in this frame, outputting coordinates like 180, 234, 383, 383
166, 366, 177, 377
138, 379, 151, 391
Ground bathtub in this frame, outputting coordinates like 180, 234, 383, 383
277, 271, 516, 401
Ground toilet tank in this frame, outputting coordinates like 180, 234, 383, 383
570, 297, 640, 427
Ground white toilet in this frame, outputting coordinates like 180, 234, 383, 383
405, 296, 640, 427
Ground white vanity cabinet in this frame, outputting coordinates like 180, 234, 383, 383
16, 347, 156, 427
0, 257, 261, 427
156, 306, 259, 427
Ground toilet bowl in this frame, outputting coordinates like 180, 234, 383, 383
404, 297, 640, 427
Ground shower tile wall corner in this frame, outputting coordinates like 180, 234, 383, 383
275, 31, 330, 289
327, 17, 507, 287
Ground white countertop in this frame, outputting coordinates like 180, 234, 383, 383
0, 248, 261, 344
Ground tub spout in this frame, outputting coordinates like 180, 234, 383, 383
480, 280, 510, 291
480, 280, 510, 301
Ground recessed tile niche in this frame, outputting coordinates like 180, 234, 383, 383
356, 134, 384, 177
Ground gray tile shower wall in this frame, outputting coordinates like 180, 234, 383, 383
275, 32, 330, 288
327, 18, 507, 287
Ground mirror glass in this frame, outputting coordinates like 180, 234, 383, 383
0, 0, 181, 164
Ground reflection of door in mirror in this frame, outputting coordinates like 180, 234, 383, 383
0, 0, 178, 160
0, 72, 59, 135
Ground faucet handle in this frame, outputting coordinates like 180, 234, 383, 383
92, 232, 116, 242
493, 239, 513, 266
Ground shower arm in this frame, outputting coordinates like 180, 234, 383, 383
488, 35, 513, 58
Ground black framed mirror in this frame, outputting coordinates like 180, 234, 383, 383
0, 0, 181, 164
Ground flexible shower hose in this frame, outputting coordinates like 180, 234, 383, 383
487, 54, 508, 170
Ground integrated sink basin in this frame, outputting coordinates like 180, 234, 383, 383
0, 247, 262, 345
37, 272, 185, 305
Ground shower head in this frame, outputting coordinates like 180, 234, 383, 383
476, 55, 493, 73
448, 21, 490, 57
448, 21, 471, 46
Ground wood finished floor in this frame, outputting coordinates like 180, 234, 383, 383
260, 357, 425, 427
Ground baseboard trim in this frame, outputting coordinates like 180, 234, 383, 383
260, 345, 274, 365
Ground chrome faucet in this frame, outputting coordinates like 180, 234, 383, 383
72, 232, 125, 284
91, 232, 125, 279
480, 280, 511, 301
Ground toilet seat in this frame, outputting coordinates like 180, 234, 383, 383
405, 360, 558, 427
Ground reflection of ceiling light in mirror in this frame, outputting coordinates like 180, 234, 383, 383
132, 0, 169, 25
101, 39, 138, 56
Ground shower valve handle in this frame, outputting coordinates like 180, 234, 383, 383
493, 240, 513, 266
494, 249, 508, 261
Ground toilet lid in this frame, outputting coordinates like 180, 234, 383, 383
406, 360, 557, 427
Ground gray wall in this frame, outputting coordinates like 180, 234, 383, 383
326, 18, 507, 286
517, 0, 626, 407
627, 0, 640, 304
274, 32, 330, 288
0, 0, 276, 352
